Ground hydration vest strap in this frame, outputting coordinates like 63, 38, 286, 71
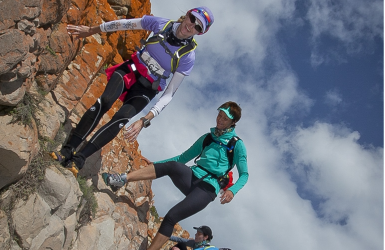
194, 133, 214, 164
154, 35, 197, 73
193, 134, 241, 179
192, 170, 210, 186
145, 21, 174, 45
137, 21, 198, 74
171, 40, 197, 73
196, 165, 219, 180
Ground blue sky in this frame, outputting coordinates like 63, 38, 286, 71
127, 0, 383, 249
278, 6, 383, 147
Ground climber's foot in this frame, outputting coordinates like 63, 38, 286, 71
64, 152, 86, 178
49, 145, 75, 166
102, 173, 126, 191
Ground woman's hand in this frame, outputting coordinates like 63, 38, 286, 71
124, 120, 144, 142
67, 25, 95, 39
220, 189, 234, 204
141, 156, 152, 165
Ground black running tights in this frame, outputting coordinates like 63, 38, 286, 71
154, 161, 216, 237
67, 69, 157, 157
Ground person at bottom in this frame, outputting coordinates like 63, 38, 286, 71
170, 242, 188, 250
102, 101, 249, 250
170, 225, 213, 249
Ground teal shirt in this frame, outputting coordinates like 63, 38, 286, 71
155, 128, 248, 195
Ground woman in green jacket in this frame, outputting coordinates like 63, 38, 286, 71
103, 101, 248, 250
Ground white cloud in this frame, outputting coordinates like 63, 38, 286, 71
307, 0, 383, 43
306, 0, 383, 66
324, 89, 343, 107
271, 122, 383, 249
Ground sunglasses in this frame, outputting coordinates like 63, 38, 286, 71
188, 13, 203, 33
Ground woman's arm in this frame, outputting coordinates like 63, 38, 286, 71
67, 18, 143, 39
169, 236, 195, 247
123, 72, 185, 142
150, 72, 185, 117
154, 133, 207, 164
100, 18, 143, 32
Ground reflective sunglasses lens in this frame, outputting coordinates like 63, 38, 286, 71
195, 24, 202, 33
189, 13, 196, 23
189, 13, 203, 33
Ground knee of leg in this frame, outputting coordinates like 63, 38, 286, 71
114, 104, 137, 120
158, 213, 178, 237
98, 96, 115, 113
163, 213, 177, 225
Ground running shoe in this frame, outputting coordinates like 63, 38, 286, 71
65, 164, 79, 178
64, 152, 86, 177
102, 173, 126, 189
50, 145, 75, 166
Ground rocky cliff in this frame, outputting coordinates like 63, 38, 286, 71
0, 0, 189, 249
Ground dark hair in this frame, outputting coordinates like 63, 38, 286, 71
193, 225, 213, 241
218, 101, 242, 125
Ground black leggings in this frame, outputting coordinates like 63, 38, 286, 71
154, 161, 217, 237
68, 66, 157, 158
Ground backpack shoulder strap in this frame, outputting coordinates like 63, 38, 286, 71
194, 133, 213, 164
139, 21, 198, 74
170, 38, 198, 73
143, 20, 174, 45
226, 136, 241, 169
194, 135, 241, 176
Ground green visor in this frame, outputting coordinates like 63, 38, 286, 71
218, 107, 234, 119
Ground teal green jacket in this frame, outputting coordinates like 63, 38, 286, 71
155, 127, 248, 195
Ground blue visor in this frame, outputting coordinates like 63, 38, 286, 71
218, 107, 234, 119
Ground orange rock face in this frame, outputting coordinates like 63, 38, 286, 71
0, 0, 192, 248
